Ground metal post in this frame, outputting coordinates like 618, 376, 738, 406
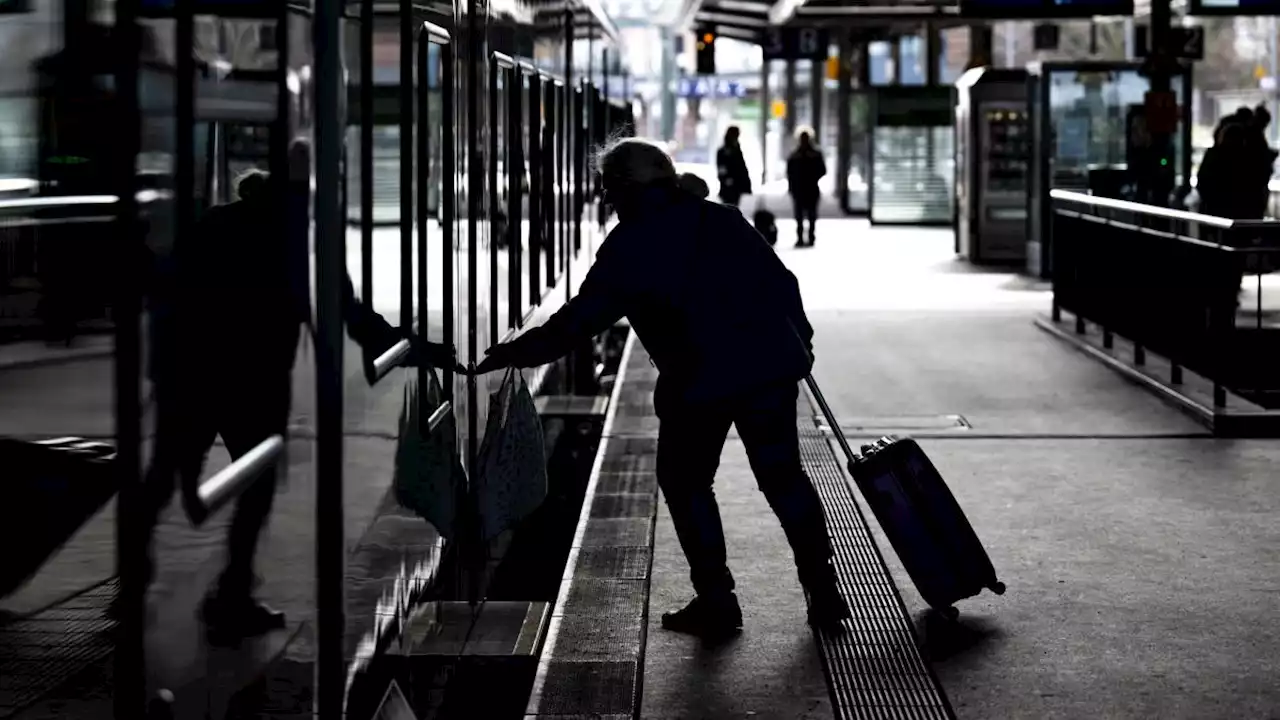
1171, 363, 1183, 384
400, 0, 414, 330
1075, 315, 1086, 334
361, 0, 374, 308
1103, 328, 1114, 349
660, 27, 676, 142
810, 54, 823, 143
313, 0, 346, 715
112, 0, 144, 715
836, 32, 852, 212
1146, 0, 1175, 206
784, 59, 797, 154
1134, 344, 1146, 366
760, 58, 771, 184
1214, 382, 1227, 408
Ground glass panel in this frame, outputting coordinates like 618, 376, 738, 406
872, 125, 955, 223
519, 73, 532, 320
423, 42, 445, 345
1045, 68, 1185, 188
847, 92, 870, 213
494, 66, 510, 339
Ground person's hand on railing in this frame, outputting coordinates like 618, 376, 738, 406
365, 332, 465, 384
472, 341, 519, 375
409, 334, 467, 375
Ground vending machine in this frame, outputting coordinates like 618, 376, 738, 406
955, 67, 1030, 265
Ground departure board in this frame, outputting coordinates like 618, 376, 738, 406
1189, 0, 1280, 15
960, 0, 1135, 19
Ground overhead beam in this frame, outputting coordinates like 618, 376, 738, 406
768, 0, 806, 24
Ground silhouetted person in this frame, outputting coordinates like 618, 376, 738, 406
716, 126, 751, 207
129, 141, 456, 641
474, 138, 850, 638
786, 130, 826, 247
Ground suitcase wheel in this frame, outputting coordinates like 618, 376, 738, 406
991, 581, 1006, 595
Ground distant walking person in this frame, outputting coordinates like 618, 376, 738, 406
786, 129, 826, 247
716, 126, 752, 207
474, 138, 850, 638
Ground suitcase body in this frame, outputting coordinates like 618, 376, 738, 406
804, 377, 1004, 618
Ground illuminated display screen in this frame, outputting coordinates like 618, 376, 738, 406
960, 0, 1135, 19
1189, 0, 1280, 14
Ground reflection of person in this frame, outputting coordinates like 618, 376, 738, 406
125, 140, 459, 642
715, 126, 752, 206
473, 138, 850, 639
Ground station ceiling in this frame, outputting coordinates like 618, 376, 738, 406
679, 0, 969, 41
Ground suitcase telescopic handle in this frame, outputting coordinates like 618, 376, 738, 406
804, 375, 859, 475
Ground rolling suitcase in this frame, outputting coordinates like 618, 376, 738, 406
804, 376, 1005, 619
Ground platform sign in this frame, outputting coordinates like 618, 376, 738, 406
1134, 26, 1205, 61
762, 27, 829, 62
677, 77, 746, 99
959, 0, 1134, 19
1189, 0, 1280, 14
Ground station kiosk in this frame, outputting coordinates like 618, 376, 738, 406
955, 67, 1030, 264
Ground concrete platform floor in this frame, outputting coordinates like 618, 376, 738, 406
641, 220, 1280, 719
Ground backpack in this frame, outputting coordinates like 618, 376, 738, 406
753, 209, 777, 246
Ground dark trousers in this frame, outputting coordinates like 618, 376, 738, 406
791, 193, 818, 241
140, 371, 289, 600
656, 381, 834, 599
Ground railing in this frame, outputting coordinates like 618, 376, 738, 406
185, 434, 285, 526
1050, 189, 1280, 407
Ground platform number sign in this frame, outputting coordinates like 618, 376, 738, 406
762, 27, 830, 62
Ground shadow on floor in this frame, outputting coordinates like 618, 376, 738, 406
913, 610, 1004, 664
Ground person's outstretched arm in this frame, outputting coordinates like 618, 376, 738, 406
477, 239, 627, 373
341, 272, 458, 371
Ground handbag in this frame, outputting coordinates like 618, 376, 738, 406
393, 367, 466, 540
474, 367, 548, 541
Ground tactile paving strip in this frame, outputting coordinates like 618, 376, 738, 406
797, 424, 956, 720
0, 578, 119, 718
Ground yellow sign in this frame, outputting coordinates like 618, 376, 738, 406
826, 56, 839, 81
771, 99, 786, 118
1256, 64, 1267, 80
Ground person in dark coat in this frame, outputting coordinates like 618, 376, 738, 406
786, 129, 826, 247
716, 126, 752, 207
473, 138, 850, 637
131, 141, 458, 642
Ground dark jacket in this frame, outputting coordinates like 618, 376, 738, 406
716, 144, 752, 201
500, 186, 815, 409
787, 145, 826, 199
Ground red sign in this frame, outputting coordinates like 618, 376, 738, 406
1144, 91, 1179, 135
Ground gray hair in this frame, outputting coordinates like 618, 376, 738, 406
236, 169, 269, 200
596, 138, 677, 189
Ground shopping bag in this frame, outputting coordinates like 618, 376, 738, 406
475, 367, 548, 541
393, 367, 466, 540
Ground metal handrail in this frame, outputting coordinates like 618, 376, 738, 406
1050, 189, 1280, 231
188, 434, 284, 525
427, 400, 452, 433
372, 338, 413, 381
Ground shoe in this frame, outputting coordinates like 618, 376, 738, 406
200, 594, 286, 644
660, 593, 743, 640
806, 582, 851, 629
